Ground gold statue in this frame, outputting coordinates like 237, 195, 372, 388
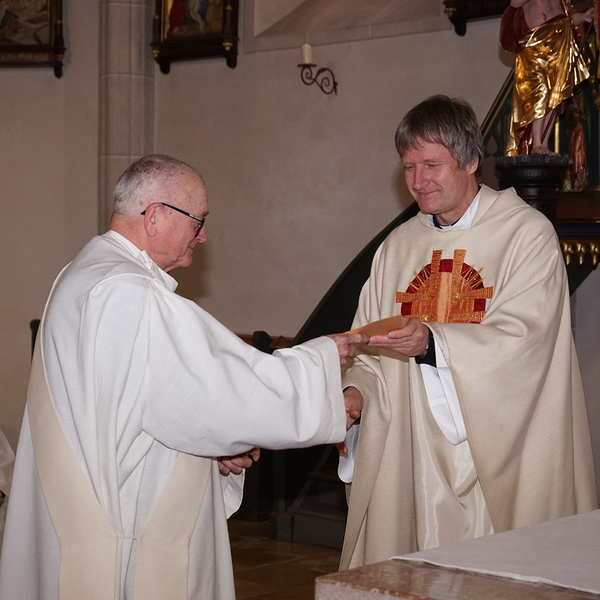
501, 0, 593, 155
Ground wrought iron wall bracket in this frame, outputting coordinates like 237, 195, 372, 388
298, 64, 338, 95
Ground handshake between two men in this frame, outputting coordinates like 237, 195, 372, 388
221, 317, 429, 475
219, 330, 367, 476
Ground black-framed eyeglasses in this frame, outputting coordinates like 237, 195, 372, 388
141, 202, 206, 237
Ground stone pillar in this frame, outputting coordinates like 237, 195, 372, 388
98, 0, 155, 231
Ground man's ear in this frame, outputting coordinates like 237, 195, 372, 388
465, 158, 478, 176
143, 203, 161, 237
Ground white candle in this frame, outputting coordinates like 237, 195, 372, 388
301, 43, 312, 65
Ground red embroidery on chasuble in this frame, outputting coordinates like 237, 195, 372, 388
396, 249, 494, 323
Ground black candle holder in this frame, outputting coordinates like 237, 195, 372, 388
298, 64, 338, 95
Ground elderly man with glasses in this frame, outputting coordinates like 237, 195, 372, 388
0, 154, 365, 600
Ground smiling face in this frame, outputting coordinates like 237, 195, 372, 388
401, 139, 479, 226
149, 170, 209, 272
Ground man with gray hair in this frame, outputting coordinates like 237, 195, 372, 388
338, 95, 597, 570
0, 154, 365, 599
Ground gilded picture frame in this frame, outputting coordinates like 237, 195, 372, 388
0, 0, 65, 77
151, 0, 238, 74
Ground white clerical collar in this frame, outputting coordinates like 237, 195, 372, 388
104, 230, 178, 291
429, 188, 482, 231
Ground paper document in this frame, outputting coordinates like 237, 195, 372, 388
346, 314, 406, 337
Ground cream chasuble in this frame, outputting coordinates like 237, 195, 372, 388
0, 231, 347, 600
340, 185, 597, 570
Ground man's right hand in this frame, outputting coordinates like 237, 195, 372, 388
336, 386, 364, 456
344, 386, 363, 430
327, 333, 367, 367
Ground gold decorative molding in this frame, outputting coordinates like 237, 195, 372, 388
561, 240, 600, 266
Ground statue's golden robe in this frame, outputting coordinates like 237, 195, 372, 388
506, 16, 589, 156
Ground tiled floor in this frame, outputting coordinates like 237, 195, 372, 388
229, 518, 341, 599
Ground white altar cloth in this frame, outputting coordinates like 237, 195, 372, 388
395, 510, 600, 595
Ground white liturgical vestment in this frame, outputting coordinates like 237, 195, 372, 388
0, 231, 346, 600
0, 428, 14, 557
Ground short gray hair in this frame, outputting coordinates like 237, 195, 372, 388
113, 154, 204, 216
394, 95, 484, 177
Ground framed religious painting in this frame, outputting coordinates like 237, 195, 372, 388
0, 0, 65, 77
151, 0, 239, 74
443, 0, 509, 35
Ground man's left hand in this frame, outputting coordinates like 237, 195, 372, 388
366, 316, 429, 357
218, 448, 260, 476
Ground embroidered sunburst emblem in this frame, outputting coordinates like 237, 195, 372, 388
396, 249, 493, 323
